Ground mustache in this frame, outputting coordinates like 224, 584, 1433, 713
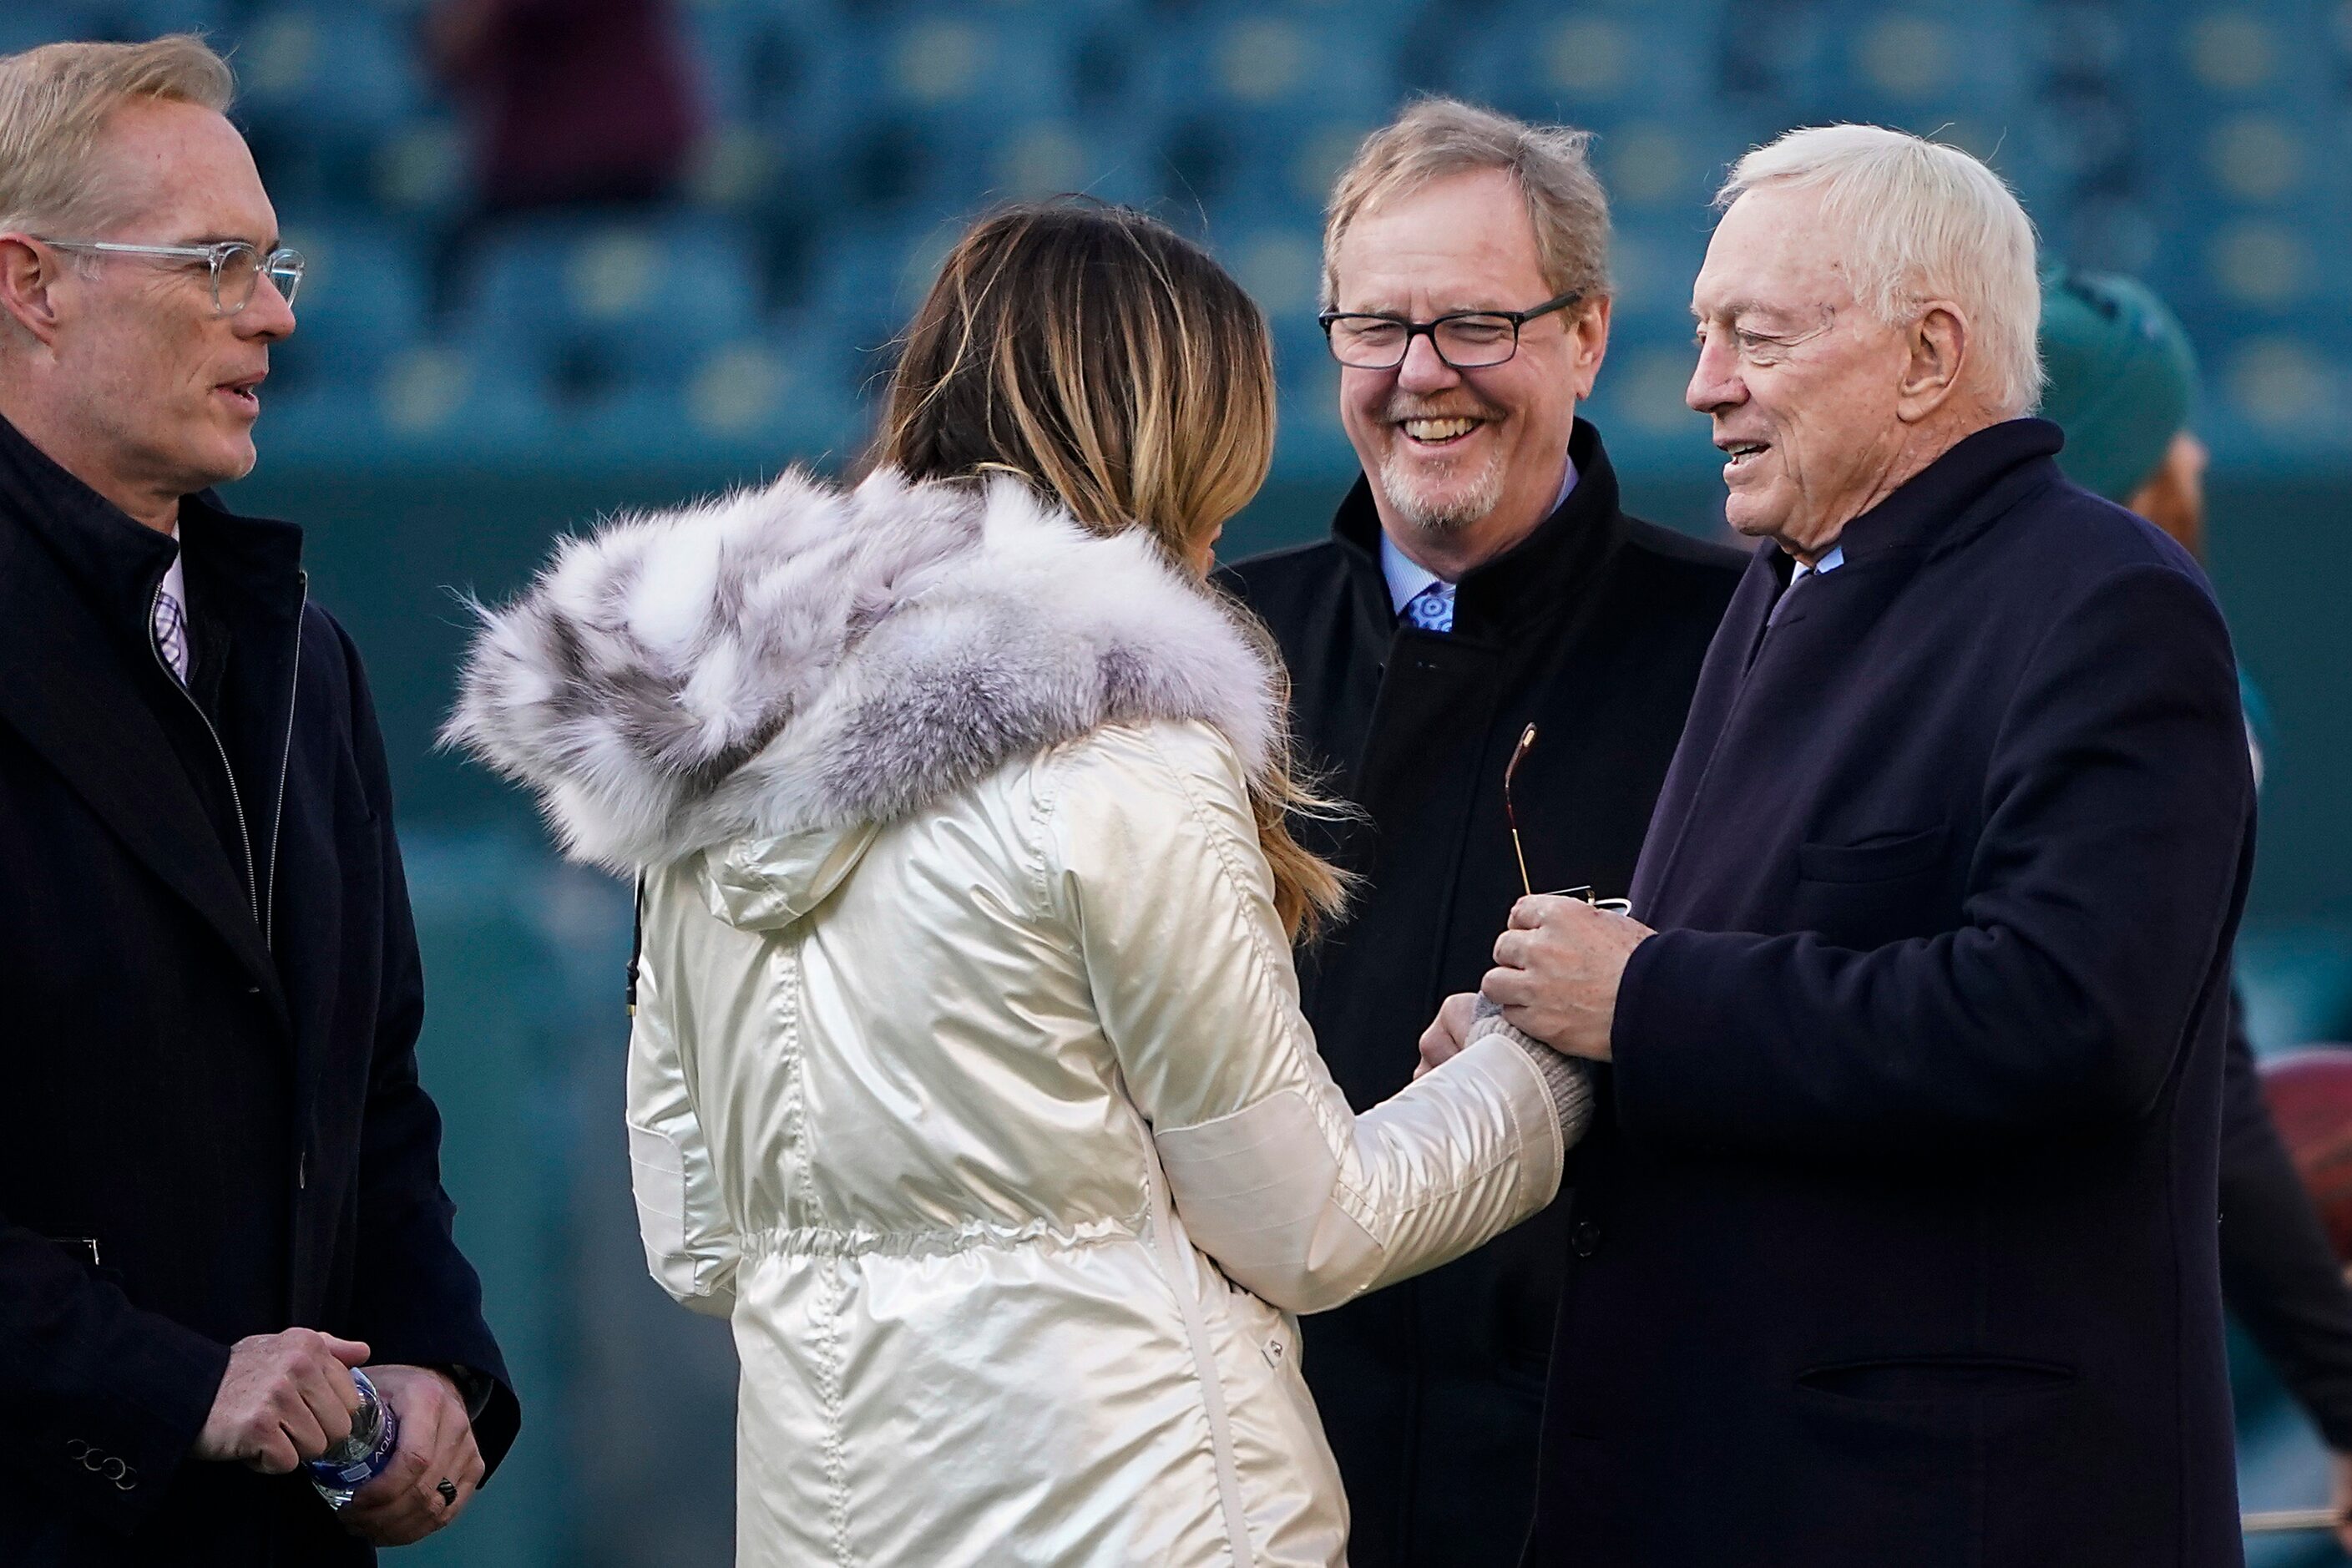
1383, 392, 1505, 424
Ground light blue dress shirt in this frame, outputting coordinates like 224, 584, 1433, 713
1788, 543, 1845, 586
1378, 453, 1581, 620
1763, 544, 1844, 627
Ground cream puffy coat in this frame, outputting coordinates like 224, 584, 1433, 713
448, 470, 1591, 1566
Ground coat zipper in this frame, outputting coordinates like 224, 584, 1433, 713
149, 572, 305, 948
152, 581, 260, 927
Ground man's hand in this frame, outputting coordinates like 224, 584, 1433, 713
192, 1328, 371, 1474
1415, 993, 1483, 1079
1482, 894, 1654, 1060
341, 1365, 485, 1545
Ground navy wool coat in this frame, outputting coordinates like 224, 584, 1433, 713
1525, 420, 2255, 1568
0, 415, 518, 1567
1223, 420, 1744, 1567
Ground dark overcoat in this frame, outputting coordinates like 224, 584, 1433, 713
1222, 420, 1744, 1567
0, 415, 519, 1567
1525, 420, 2253, 1568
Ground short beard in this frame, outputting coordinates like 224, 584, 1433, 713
1376, 441, 1508, 536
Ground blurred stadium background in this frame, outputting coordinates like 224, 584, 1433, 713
10, 0, 2352, 1560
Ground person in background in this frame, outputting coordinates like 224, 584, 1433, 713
2041, 265, 2352, 1553
422, 0, 704, 313
1218, 98, 1745, 1568
1433, 124, 2255, 1565
448, 201, 1594, 1568
424, 0, 701, 219
2036, 268, 2253, 770
0, 36, 517, 1565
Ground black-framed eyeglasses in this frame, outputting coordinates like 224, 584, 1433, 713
32, 237, 305, 316
1320, 288, 1585, 371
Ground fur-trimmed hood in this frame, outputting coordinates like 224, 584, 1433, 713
443, 467, 1281, 873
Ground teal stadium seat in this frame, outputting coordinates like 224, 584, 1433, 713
0, 0, 226, 54
234, 7, 431, 220
270, 220, 430, 394
460, 215, 762, 402
1454, 0, 1716, 126
1134, 4, 1401, 216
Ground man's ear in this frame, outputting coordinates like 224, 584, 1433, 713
1567, 293, 1612, 402
1895, 301, 1967, 423
0, 235, 66, 348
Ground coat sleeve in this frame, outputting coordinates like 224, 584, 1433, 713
2217, 999, 2352, 1451
1611, 562, 2255, 1163
625, 875, 741, 1318
0, 1221, 230, 1531
1045, 722, 1583, 1315
330, 616, 522, 1472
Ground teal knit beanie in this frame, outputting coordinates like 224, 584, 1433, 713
2036, 267, 2199, 503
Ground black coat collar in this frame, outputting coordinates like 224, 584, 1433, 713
0, 412, 300, 1020
0, 411, 306, 643
1828, 417, 2066, 569
1328, 417, 1633, 641
0, 407, 181, 650
1753, 418, 2066, 636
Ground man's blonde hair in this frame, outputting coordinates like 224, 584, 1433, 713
1718, 124, 2044, 416
1322, 96, 1611, 309
0, 34, 234, 237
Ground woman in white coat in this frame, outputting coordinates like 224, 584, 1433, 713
448, 204, 1591, 1567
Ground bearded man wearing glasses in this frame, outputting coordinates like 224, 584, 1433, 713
1218, 98, 1744, 1568
0, 37, 516, 1566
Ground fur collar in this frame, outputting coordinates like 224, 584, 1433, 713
443, 468, 1280, 872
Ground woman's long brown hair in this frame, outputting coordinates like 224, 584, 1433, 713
868, 201, 1353, 941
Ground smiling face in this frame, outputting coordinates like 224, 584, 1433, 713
1329, 168, 1607, 577
1685, 184, 1925, 561
15, 98, 292, 526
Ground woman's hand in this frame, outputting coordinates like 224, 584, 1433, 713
1414, 993, 1483, 1079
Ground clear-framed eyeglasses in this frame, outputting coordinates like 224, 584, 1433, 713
32, 237, 305, 316
1319, 288, 1585, 372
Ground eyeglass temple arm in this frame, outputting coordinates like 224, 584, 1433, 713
1505, 724, 1537, 899
40, 240, 203, 257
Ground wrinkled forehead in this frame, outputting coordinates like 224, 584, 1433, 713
1690, 185, 1856, 322
86, 98, 276, 244
1329, 168, 1550, 311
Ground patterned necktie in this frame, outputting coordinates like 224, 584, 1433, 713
1401, 580, 1456, 634
153, 585, 190, 685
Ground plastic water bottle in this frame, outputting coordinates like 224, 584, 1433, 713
307, 1368, 401, 1510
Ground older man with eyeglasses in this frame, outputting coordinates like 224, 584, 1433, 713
0, 36, 517, 1566
1423, 125, 2255, 1566
1218, 97, 1745, 1568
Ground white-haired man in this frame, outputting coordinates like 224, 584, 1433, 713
1426, 126, 2253, 1564
0, 37, 515, 1565
1219, 98, 1744, 1567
